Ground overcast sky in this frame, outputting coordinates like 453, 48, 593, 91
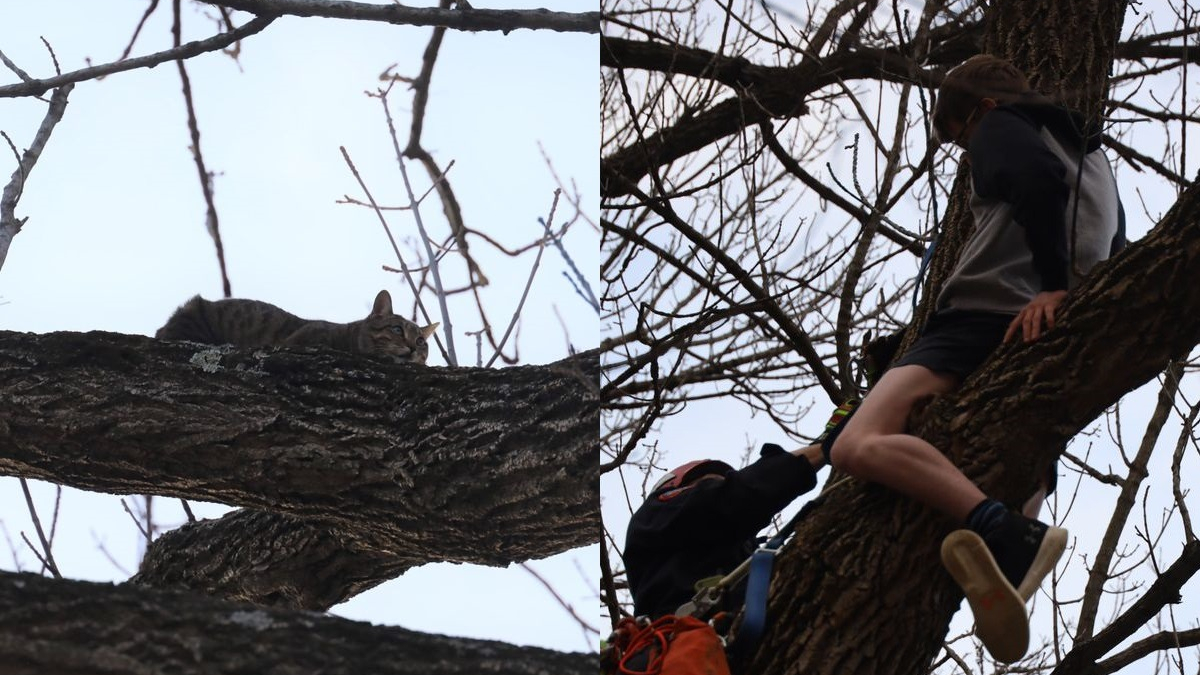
2, 1, 597, 653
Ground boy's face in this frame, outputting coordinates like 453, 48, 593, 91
943, 97, 998, 150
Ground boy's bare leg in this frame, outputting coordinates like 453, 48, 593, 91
829, 364, 985, 522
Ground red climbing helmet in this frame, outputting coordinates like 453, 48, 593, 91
651, 459, 735, 494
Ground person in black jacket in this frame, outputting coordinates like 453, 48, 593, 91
624, 442, 825, 619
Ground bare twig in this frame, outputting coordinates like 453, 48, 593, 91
118, 0, 164, 62
0, 49, 35, 83
0, 16, 275, 99
1077, 362, 1184, 640
375, 71, 460, 365
396, 154, 458, 366
38, 37, 61, 76
394, 8, 488, 291
90, 531, 133, 576
542, 213, 598, 314
19, 532, 57, 578
180, 499, 197, 524
120, 499, 153, 543
486, 191, 558, 367
173, 0, 232, 298
18, 478, 61, 578
519, 561, 600, 650
0, 522, 23, 571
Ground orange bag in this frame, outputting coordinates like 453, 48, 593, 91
608, 615, 732, 675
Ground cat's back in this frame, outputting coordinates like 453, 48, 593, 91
156, 295, 307, 347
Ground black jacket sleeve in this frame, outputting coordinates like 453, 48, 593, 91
969, 107, 1072, 291
636, 444, 818, 548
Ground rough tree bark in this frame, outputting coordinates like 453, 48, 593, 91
0, 331, 598, 607
0, 571, 594, 675
746, 2, 1189, 674
132, 509, 427, 609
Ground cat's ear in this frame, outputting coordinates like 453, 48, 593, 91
371, 290, 393, 316
420, 322, 439, 339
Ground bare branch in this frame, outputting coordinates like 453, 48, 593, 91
0, 49, 35, 83
0, 16, 275, 99
173, 0, 232, 298
17, 477, 60, 578
0, 82, 72, 272
1055, 542, 1200, 674
520, 561, 600, 648
202, 0, 599, 33
487, 191, 557, 367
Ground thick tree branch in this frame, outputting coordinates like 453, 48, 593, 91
0, 571, 595, 675
131, 509, 423, 609
0, 331, 599, 565
0, 16, 276, 99
205, 0, 599, 33
1094, 627, 1200, 675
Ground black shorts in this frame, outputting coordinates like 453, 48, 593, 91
820, 308, 1059, 494
890, 310, 1014, 379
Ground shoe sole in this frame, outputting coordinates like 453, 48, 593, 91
1016, 526, 1068, 601
941, 530, 1028, 663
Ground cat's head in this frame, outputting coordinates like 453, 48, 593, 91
362, 290, 439, 364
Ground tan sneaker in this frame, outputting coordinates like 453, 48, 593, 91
941, 530, 1029, 663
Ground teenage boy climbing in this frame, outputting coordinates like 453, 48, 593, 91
825, 54, 1125, 662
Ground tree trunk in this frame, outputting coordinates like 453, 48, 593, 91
0, 331, 598, 605
0, 571, 595, 675
749, 2, 1153, 673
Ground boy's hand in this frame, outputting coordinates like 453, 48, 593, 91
1005, 290, 1068, 343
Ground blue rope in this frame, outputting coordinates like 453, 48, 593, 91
911, 231, 939, 312
728, 535, 784, 661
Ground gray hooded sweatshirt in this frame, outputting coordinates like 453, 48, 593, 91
936, 98, 1125, 315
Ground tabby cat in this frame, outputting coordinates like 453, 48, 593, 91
156, 290, 438, 364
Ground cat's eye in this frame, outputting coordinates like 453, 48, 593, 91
417, 337, 425, 345
390, 326, 404, 334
